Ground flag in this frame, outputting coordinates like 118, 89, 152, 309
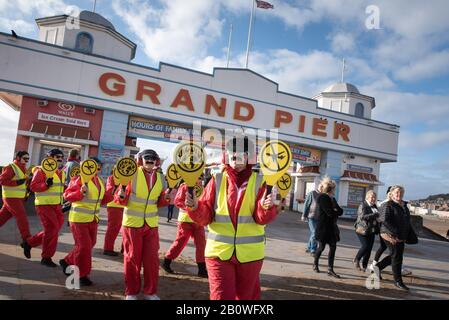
255, 0, 274, 9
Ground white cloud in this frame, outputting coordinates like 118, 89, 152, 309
330, 32, 356, 53
400, 130, 449, 149
394, 49, 449, 81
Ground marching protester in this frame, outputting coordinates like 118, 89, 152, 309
353, 190, 379, 272
103, 169, 125, 257
375, 185, 414, 291
60, 157, 115, 286
183, 136, 277, 300
302, 183, 323, 255
0, 151, 35, 258
313, 177, 343, 278
162, 175, 207, 278
116, 149, 169, 300
24, 149, 66, 266
63, 149, 80, 187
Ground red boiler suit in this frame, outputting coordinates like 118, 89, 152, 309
115, 168, 169, 296
165, 183, 206, 263
0, 161, 31, 241
103, 176, 124, 252
27, 167, 65, 258
63, 175, 114, 278
183, 165, 277, 300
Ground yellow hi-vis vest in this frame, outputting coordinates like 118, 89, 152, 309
178, 184, 203, 223
34, 168, 65, 206
2, 163, 27, 199
107, 200, 125, 209
69, 178, 105, 223
122, 168, 164, 228
205, 171, 265, 263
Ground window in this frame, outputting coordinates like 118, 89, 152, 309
46, 29, 57, 44
355, 102, 364, 118
75, 32, 93, 53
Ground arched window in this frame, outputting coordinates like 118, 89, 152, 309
75, 32, 93, 53
355, 102, 364, 118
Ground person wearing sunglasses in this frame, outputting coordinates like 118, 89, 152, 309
0, 151, 35, 257
23, 149, 66, 267
116, 149, 170, 300
183, 136, 277, 300
60, 156, 115, 286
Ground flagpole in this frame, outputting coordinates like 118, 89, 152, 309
226, 23, 233, 68
245, 0, 256, 69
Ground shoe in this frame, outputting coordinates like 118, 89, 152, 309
197, 262, 208, 278
41, 258, 57, 268
328, 270, 341, 279
103, 250, 119, 257
59, 259, 70, 276
162, 258, 174, 274
305, 249, 310, 253
394, 281, 410, 291
20, 241, 31, 259
353, 258, 362, 271
144, 294, 160, 300
313, 264, 320, 273
79, 276, 93, 286
125, 295, 138, 300
401, 268, 412, 276
369, 263, 383, 280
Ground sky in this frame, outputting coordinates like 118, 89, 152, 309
0, 0, 448, 200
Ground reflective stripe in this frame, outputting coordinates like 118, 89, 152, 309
125, 210, 158, 218
129, 195, 157, 204
71, 207, 98, 215
82, 198, 99, 204
10, 164, 22, 180
214, 215, 254, 224
214, 173, 223, 212
51, 183, 63, 187
208, 233, 264, 244
2, 186, 27, 191
35, 192, 62, 196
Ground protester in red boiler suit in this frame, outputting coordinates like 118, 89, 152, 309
0, 151, 34, 258
59, 157, 114, 287
26, 149, 66, 267
183, 136, 277, 300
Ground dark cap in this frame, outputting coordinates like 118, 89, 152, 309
47, 148, 64, 157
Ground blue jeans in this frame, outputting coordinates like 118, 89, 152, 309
307, 218, 317, 252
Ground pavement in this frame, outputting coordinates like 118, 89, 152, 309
0, 207, 448, 300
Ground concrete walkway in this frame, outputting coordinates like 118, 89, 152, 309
0, 208, 448, 300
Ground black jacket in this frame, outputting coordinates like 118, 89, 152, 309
355, 201, 380, 235
379, 200, 411, 241
315, 193, 343, 244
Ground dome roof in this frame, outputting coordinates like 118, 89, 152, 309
79, 11, 115, 30
323, 82, 359, 94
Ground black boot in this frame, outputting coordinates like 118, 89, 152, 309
162, 258, 174, 274
20, 240, 31, 259
80, 276, 93, 286
41, 258, 57, 268
395, 281, 410, 291
103, 250, 119, 257
313, 264, 320, 273
59, 259, 70, 276
197, 262, 208, 278
328, 269, 341, 279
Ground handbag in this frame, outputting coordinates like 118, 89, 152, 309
355, 218, 368, 236
406, 225, 418, 245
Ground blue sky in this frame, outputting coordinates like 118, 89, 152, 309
1, 0, 449, 200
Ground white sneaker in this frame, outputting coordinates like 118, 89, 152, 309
125, 295, 138, 300
402, 268, 412, 276
368, 262, 377, 273
144, 294, 160, 300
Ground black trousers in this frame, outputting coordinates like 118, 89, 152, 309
374, 234, 387, 262
314, 241, 337, 270
355, 233, 375, 269
376, 241, 405, 282
167, 204, 175, 221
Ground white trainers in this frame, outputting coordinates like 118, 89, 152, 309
368, 261, 377, 273
144, 294, 161, 300
125, 295, 138, 300
402, 268, 412, 276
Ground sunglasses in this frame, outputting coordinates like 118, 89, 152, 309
22, 157, 30, 161
55, 155, 64, 159
145, 161, 155, 165
143, 155, 158, 161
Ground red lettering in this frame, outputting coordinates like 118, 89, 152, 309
205, 95, 226, 117
333, 122, 350, 141
274, 110, 292, 128
312, 118, 328, 137
99, 72, 125, 96
233, 101, 254, 121
136, 80, 161, 104
171, 89, 194, 111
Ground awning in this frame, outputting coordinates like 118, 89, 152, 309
340, 170, 383, 185
30, 122, 92, 140
291, 165, 320, 177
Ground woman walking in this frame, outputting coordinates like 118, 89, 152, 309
313, 177, 343, 278
376, 185, 412, 291
353, 191, 379, 271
